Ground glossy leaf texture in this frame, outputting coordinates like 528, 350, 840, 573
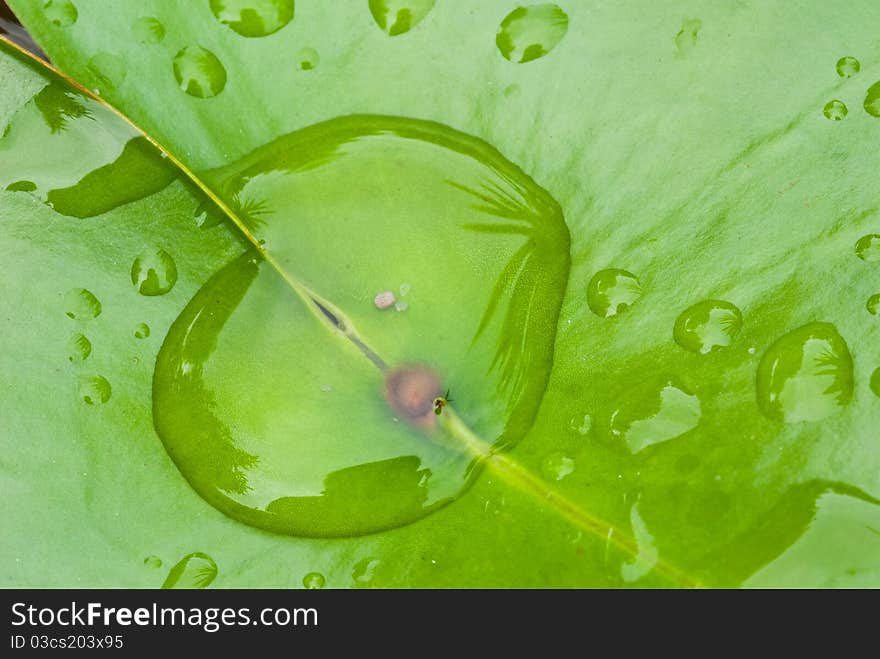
4, 0, 880, 587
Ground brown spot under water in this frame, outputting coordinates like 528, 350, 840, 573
384, 364, 443, 428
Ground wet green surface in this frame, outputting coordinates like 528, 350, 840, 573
3, 0, 880, 587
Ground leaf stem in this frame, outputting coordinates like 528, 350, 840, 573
441, 407, 702, 588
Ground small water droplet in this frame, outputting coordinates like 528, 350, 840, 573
399, 282, 411, 296
302, 572, 325, 589
374, 290, 396, 309
44, 0, 77, 27
748, 346, 756, 355
296, 47, 319, 71
319, 383, 332, 393
143, 555, 163, 569
134, 323, 150, 339
395, 300, 409, 312
587, 268, 642, 317
541, 452, 574, 481
673, 299, 743, 354
621, 504, 658, 583
79, 375, 111, 405
194, 199, 223, 228
864, 81, 880, 118
132, 17, 166, 44
64, 288, 101, 320
870, 368, 880, 398
352, 557, 380, 585
674, 18, 701, 55
209, 0, 295, 37
67, 333, 91, 362
496, 4, 569, 64
5, 180, 37, 192
611, 379, 701, 453
866, 294, 880, 315
369, 0, 435, 36
173, 47, 227, 99
483, 495, 505, 515
823, 99, 847, 121
87, 53, 127, 92
131, 248, 178, 296
836, 56, 860, 78
570, 413, 591, 435
161, 552, 217, 589
855, 234, 880, 261
503, 83, 521, 98
756, 322, 853, 423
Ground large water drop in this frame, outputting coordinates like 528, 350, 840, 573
587, 268, 641, 318
131, 248, 178, 296
208, 0, 295, 38
864, 81, 880, 118
67, 333, 91, 362
132, 17, 166, 44
44, 0, 77, 27
673, 299, 743, 354
173, 47, 227, 98
368, 0, 435, 36
756, 322, 853, 423
64, 288, 101, 320
79, 375, 111, 405
161, 552, 218, 589
496, 4, 569, 64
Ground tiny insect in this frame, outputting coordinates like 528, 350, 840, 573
433, 389, 454, 415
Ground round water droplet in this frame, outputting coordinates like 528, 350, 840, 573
870, 368, 880, 398
296, 47, 319, 71
855, 234, 880, 261
44, 0, 77, 27
570, 413, 591, 435
131, 248, 178, 296
209, 0, 294, 37
399, 282, 411, 296
132, 17, 166, 44
194, 199, 223, 228
134, 322, 150, 339
836, 56, 860, 78
587, 268, 642, 317
161, 552, 217, 589
79, 375, 111, 405
756, 322, 853, 423
611, 378, 701, 453
173, 47, 227, 99
673, 299, 743, 354
154, 115, 568, 538
864, 81, 880, 118
64, 288, 101, 320
823, 99, 847, 121
503, 83, 521, 98
369, 0, 435, 36
674, 18, 701, 55
302, 572, 325, 589
496, 4, 569, 64
394, 300, 409, 312
866, 294, 880, 315
87, 53, 127, 93
6, 180, 37, 192
67, 333, 91, 362
352, 557, 380, 585
541, 452, 574, 481
143, 555, 163, 569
